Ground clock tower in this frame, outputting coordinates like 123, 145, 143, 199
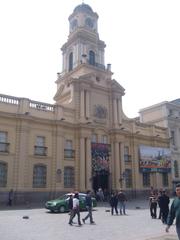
57, 3, 106, 77
54, 3, 125, 127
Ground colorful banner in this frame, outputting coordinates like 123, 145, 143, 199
91, 143, 110, 173
139, 145, 171, 173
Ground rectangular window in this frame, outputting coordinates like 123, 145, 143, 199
0, 162, 7, 187
34, 136, 47, 156
64, 167, 75, 188
0, 131, 9, 153
64, 140, 75, 158
162, 173, 169, 187
124, 146, 131, 162
142, 173, 150, 187
125, 169, 132, 188
171, 130, 175, 145
33, 165, 47, 188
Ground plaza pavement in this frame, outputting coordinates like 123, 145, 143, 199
0, 199, 177, 240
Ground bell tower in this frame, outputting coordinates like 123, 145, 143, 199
61, 3, 106, 75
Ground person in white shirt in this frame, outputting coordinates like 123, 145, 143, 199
69, 192, 82, 226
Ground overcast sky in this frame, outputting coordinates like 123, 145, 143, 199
0, 0, 179, 117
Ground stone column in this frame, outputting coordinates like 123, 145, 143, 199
14, 122, 29, 190
80, 90, 85, 119
86, 138, 92, 190
120, 143, 125, 189
118, 99, 122, 125
115, 142, 120, 189
111, 142, 115, 189
85, 91, 90, 119
80, 137, 86, 191
56, 133, 64, 187
113, 99, 118, 126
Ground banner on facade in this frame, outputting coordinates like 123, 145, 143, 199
139, 145, 171, 173
91, 143, 110, 173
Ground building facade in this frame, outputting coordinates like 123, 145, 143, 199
0, 4, 171, 203
140, 99, 180, 190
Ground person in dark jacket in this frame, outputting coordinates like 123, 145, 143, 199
166, 183, 180, 239
68, 194, 75, 223
82, 190, 95, 224
158, 190, 170, 224
158, 190, 163, 219
110, 191, 118, 215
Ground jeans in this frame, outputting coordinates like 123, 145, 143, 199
119, 201, 126, 215
176, 226, 180, 240
69, 208, 81, 225
84, 206, 93, 223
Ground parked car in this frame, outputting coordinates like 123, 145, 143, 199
45, 192, 97, 213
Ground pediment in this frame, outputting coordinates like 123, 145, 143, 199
111, 79, 125, 95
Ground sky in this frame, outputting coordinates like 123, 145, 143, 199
0, 0, 180, 118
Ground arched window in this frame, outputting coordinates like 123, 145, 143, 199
0, 161, 7, 187
174, 160, 179, 178
69, 52, 73, 71
33, 164, 47, 188
89, 50, 95, 65
64, 167, 74, 188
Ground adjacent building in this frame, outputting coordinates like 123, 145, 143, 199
0, 3, 171, 203
140, 99, 180, 190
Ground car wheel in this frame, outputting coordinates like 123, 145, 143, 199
59, 205, 66, 213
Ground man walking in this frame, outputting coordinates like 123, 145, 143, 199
69, 192, 82, 226
82, 190, 95, 224
159, 190, 170, 224
166, 183, 180, 239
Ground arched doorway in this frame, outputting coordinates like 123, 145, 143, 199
91, 143, 111, 193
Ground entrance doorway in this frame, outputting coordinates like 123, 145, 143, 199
92, 171, 109, 193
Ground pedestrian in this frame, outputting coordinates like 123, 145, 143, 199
118, 189, 127, 215
166, 183, 180, 239
158, 190, 170, 224
68, 194, 75, 223
7, 189, 14, 206
109, 191, 118, 215
97, 188, 104, 202
149, 193, 158, 219
158, 190, 163, 219
82, 190, 95, 224
69, 192, 82, 226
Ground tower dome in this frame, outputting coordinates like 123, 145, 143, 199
73, 3, 93, 14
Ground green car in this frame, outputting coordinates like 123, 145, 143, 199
45, 192, 97, 213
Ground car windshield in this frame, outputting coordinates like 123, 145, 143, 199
58, 195, 69, 200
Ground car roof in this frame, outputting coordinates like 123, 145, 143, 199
66, 193, 86, 196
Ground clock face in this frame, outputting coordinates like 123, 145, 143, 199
85, 17, 94, 28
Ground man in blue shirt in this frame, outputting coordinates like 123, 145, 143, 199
166, 183, 180, 239
82, 190, 95, 224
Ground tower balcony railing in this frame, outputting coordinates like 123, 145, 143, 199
87, 60, 105, 70
0, 142, 10, 153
